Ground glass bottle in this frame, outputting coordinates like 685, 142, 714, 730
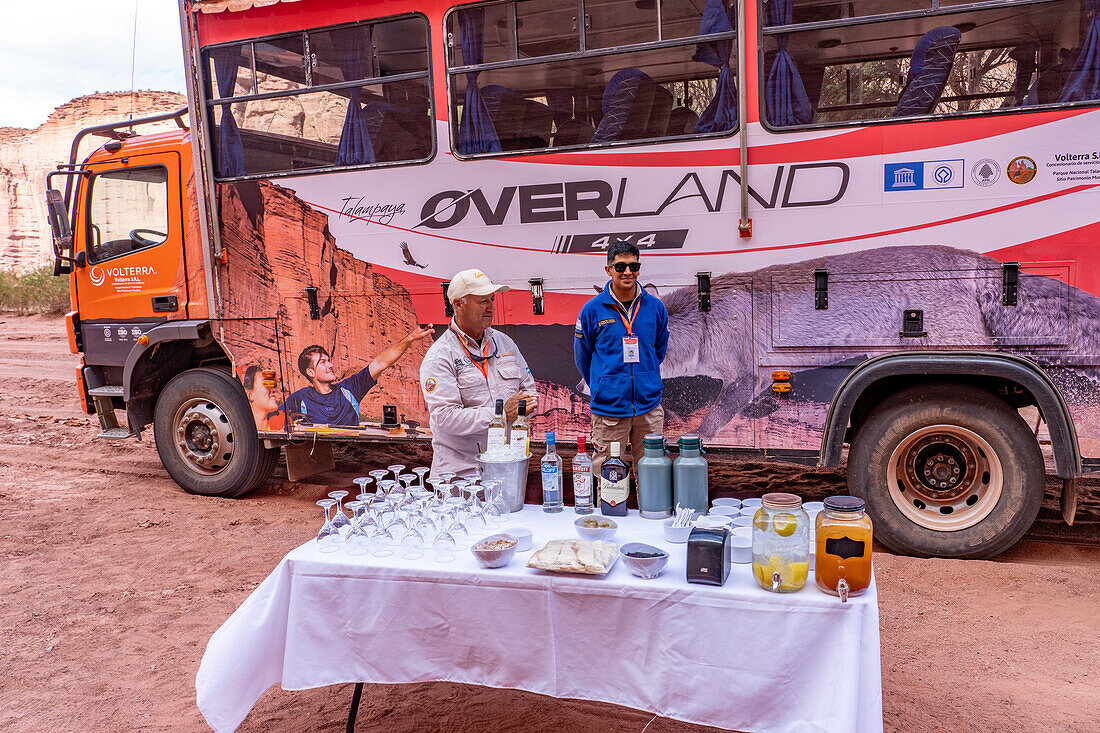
815, 496, 873, 602
599, 441, 629, 517
672, 434, 708, 514
751, 492, 810, 593
541, 432, 564, 513
636, 434, 672, 519
487, 398, 507, 452
511, 401, 530, 458
572, 435, 594, 514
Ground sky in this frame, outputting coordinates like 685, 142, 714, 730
0, 2, 186, 129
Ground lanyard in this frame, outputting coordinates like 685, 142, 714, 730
451, 326, 491, 380
613, 293, 641, 336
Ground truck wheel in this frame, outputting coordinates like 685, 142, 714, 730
153, 367, 276, 498
847, 383, 1043, 559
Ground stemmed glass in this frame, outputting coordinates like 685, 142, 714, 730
344, 500, 371, 556
387, 464, 406, 482
432, 530, 458, 562
486, 480, 510, 522
413, 467, 430, 489
353, 476, 373, 498
369, 470, 388, 495
327, 490, 350, 534
399, 474, 418, 494
316, 499, 341, 553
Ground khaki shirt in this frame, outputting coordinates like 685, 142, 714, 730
419, 322, 537, 477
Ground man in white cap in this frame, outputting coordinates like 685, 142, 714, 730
420, 269, 539, 477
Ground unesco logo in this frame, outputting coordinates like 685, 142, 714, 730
89, 266, 106, 286
933, 165, 954, 185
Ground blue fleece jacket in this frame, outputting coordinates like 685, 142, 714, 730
574, 283, 669, 417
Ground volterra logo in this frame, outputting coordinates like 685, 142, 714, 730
88, 265, 156, 286
89, 266, 106, 286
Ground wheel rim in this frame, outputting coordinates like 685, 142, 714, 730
885, 424, 1003, 531
172, 397, 235, 476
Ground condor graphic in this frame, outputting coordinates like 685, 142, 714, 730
416, 164, 851, 229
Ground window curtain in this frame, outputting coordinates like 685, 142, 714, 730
334, 26, 377, 166
693, 0, 738, 133
764, 0, 813, 126
1060, 0, 1100, 102
456, 8, 502, 154
210, 47, 246, 178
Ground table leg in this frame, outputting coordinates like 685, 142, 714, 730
346, 682, 364, 733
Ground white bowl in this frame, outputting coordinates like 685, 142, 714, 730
662, 518, 694, 544
732, 515, 754, 528
730, 536, 752, 564
509, 527, 533, 551
712, 497, 741, 509
731, 526, 752, 540
739, 506, 759, 517
709, 505, 739, 518
470, 534, 517, 568
741, 497, 763, 508
619, 542, 670, 579
575, 516, 618, 541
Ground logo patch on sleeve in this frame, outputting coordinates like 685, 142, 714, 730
597, 318, 616, 328
423, 377, 437, 394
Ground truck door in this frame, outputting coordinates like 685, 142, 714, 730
73, 152, 186, 367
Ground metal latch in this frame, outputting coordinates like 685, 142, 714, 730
697, 272, 711, 312
814, 269, 828, 310
441, 281, 454, 317
1002, 262, 1019, 306
900, 309, 926, 337
529, 278, 544, 315
304, 286, 320, 320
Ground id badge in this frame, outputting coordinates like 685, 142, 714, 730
622, 336, 640, 363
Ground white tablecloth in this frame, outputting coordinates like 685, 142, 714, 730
196, 507, 882, 733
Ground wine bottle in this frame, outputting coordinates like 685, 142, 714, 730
487, 399, 506, 452
511, 400, 530, 458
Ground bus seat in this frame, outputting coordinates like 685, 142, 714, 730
891, 27, 962, 117
364, 102, 430, 162
552, 119, 595, 147
520, 98, 554, 149
667, 107, 699, 135
591, 69, 659, 143
645, 84, 674, 139
1021, 49, 1081, 106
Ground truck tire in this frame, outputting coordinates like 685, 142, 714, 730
153, 367, 277, 498
847, 383, 1043, 559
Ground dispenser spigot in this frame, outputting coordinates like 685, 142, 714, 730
837, 578, 849, 603
772, 570, 782, 593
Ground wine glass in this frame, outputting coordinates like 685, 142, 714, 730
327, 490, 350, 534
432, 531, 458, 563
399, 474, 418, 494
370, 524, 394, 557
387, 464, 406, 482
315, 499, 341, 553
400, 527, 428, 560
345, 500, 371, 556
369, 470, 388, 495
353, 476, 373, 497
413, 467, 430, 489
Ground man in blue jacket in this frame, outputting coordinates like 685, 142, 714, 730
574, 241, 669, 475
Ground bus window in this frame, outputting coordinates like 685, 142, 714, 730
446, 0, 738, 157
204, 14, 433, 179
762, 0, 1100, 129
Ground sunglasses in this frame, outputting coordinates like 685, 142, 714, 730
611, 261, 641, 273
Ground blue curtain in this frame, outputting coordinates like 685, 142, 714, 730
456, 8, 502, 154
693, 0, 738, 133
334, 26, 377, 166
210, 47, 246, 178
1060, 0, 1100, 102
765, 0, 813, 126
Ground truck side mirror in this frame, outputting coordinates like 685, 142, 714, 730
46, 188, 77, 276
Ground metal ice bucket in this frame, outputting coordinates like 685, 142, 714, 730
476, 453, 530, 512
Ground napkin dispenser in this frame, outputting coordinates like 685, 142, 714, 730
686, 526, 731, 586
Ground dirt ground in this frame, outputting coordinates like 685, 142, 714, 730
1, 313, 1098, 733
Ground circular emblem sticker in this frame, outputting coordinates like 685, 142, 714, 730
1006, 156, 1037, 185
423, 377, 437, 394
971, 159, 1000, 187
89, 266, 105, 286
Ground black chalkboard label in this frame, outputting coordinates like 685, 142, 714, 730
825, 536, 865, 560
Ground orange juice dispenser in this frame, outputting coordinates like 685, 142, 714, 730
815, 496, 873, 602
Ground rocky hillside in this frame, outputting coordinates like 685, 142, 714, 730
0, 91, 186, 272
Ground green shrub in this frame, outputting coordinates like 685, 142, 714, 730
0, 266, 71, 314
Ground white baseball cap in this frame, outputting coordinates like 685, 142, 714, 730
447, 269, 510, 303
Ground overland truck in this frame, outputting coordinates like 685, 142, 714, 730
46, 0, 1100, 558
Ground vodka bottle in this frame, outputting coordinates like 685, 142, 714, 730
599, 441, 629, 517
541, 432, 564, 513
572, 435, 594, 514
487, 399, 507, 453
511, 400, 530, 458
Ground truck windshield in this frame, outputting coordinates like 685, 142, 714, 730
87, 166, 169, 264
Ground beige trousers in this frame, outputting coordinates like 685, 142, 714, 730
590, 405, 665, 478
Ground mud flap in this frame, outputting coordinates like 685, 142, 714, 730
1060, 477, 1078, 526
285, 440, 335, 481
